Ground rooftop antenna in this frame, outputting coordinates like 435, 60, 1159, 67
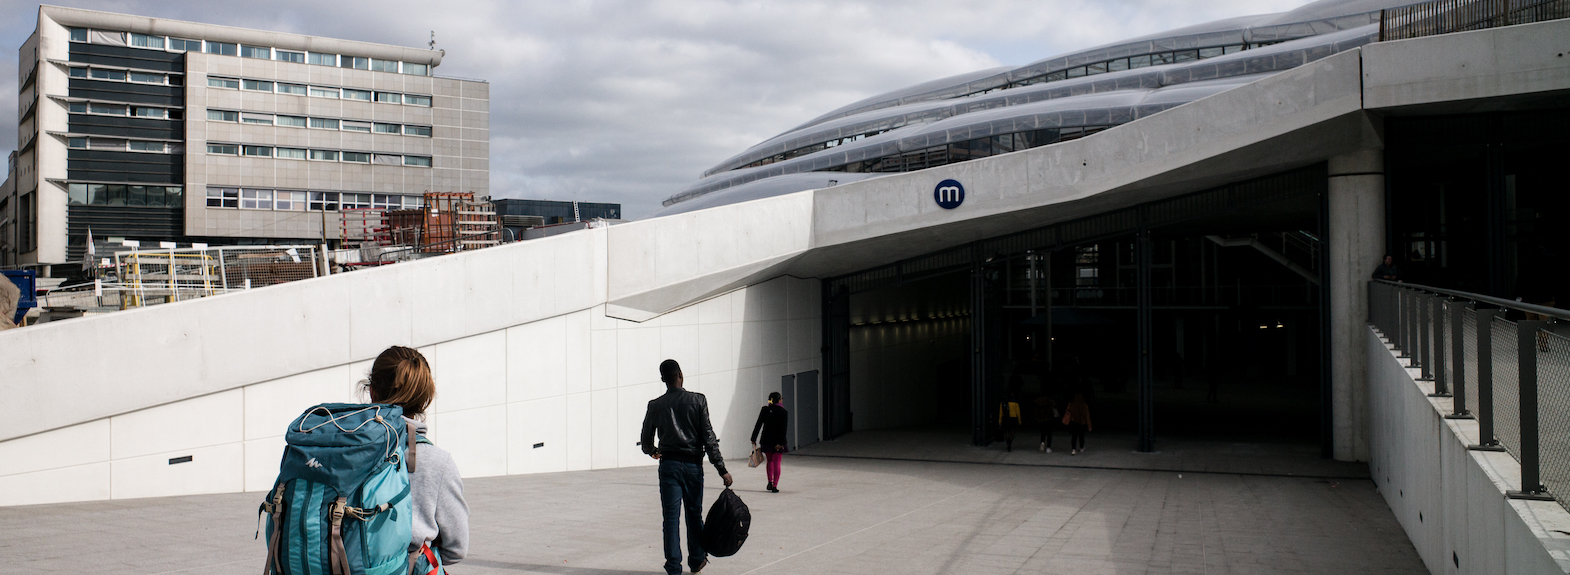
429, 31, 437, 50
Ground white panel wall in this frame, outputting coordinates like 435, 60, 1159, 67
0, 276, 818, 506
1366, 326, 1570, 574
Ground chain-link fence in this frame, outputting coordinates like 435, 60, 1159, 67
1368, 280, 1569, 512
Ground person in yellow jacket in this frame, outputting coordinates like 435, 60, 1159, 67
998, 392, 1023, 452
1062, 393, 1092, 455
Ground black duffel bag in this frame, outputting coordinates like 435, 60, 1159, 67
701, 487, 751, 557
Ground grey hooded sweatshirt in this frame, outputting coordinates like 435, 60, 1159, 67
407, 417, 470, 566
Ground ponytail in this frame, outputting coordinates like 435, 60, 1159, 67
365, 346, 435, 419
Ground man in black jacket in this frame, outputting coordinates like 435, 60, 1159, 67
642, 359, 732, 575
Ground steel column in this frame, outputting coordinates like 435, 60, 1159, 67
1446, 301, 1473, 419
1428, 295, 1448, 395
1136, 228, 1155, 453
1469, 309, 1505, 451
1509, 320, 1553, 500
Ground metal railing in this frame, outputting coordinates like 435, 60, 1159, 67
1369, 280, 1570, 509
1380, 0, 1570, 41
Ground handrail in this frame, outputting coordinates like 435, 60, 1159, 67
1380, 0, 1570, 42
1371, 279, 1570, 321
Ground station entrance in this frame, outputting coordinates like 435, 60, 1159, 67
821, 165, 1332, 455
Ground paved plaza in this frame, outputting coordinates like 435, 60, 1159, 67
3, 432, 1423, 574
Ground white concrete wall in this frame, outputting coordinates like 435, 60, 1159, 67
1366, 325, 1570, 574
0, 276, 819, 506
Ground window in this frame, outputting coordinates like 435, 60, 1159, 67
206, 187, 239, 208
374, 154, 401, 165
208, 144, 239, 155
374, 91, 401, 104
68, 102, 86, 113
403, 156, 432, 167
68, 183, 87, 205
341, 88, 371, 101
370, 59, 399, 73
276, 115, 307, 128
241, 189, 273, 209
90, 69, 126, 81
205, 41, 237, 56
308, 52, 337, 66
402, 63, 429, 76
208, 110, 239, 122
208, 77, 240, 89
342, 152, 371, 163
373, 194, 400, 208
275, 50, 305, 63
69, 67, 87, 78
242, 79, 274, 92
341, 56, 369, 70
129, 141, 165, 152
309, 149, 338, 161
309, 86, 339, 99
403, 125, 432, 137
342, 121, 372, 133
276, 191, 307, 211
404, 94, 432, 107
170, 110, 185, 120
373, 123, 401, 134
89, 103, 127, 115
309, 118, 340, 130
170, 38, 201, 51
68, 137, 87, 148
243, 146, 273, 157
89, 138, 127, 150
242, 113, 274, 125
169, 75, 185, 86
277, 83, 307, 95
70, 28, 88, 42
402, 195, 424, 208
309, 192, 339, 211
129, 72, 164, 84
240, 45, 271, 59
276, 147, 307, 160
341, 193, 371, 209
130, 33, 164, 49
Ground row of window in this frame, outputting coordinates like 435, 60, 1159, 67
69, 28, 433, 76
68, 101, 184, 120
738, 129, 893, 171
728, 43, 1272, 175
206, 76, 432, 106
205, 188, 424, 211
67, 65, 183, 86
67, 183, 184, 208
67, 137, 181, 154
205, 109, 431, 136
830, 127, 1108, 174
205, 143, 433, 167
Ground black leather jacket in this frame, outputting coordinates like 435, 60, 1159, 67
641, 388, 727, 475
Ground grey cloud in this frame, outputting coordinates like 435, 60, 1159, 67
0, 0, 1308, 219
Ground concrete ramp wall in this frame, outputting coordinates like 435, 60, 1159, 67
1367, 325, 1570, 574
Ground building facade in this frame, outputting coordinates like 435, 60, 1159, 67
5, 5, 489, 272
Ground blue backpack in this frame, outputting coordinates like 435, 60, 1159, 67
260, 403, 419, 575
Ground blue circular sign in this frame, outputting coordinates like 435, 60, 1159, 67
934, 179, 965, 209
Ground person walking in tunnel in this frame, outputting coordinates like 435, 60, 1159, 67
1033, 393, 1058, 453
751, 391, 789, 493
641, 359, 732, 575
1063, 392, 1092, 455
999, 388, 1024, 452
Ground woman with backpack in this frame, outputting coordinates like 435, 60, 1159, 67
751, 392, 789, 493
365, 346, 471, 573
1062, 392, 1092, 456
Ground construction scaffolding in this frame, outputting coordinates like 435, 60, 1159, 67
421, 192, 500, 253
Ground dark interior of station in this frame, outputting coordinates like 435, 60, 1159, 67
822, 166, 1332, 454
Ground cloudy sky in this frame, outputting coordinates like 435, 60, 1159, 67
0, 0, 1311, 219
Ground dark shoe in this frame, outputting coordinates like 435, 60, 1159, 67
769, 484, 780, 493
692, 558, 708, 573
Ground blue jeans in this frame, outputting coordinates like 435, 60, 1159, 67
659, 459, 705, 575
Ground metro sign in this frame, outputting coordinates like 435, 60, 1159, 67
934, 179, 965, 209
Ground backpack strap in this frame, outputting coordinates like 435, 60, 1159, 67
406, 420, 418, 473
329, 497, 352, 575
260, 483, 286, 575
